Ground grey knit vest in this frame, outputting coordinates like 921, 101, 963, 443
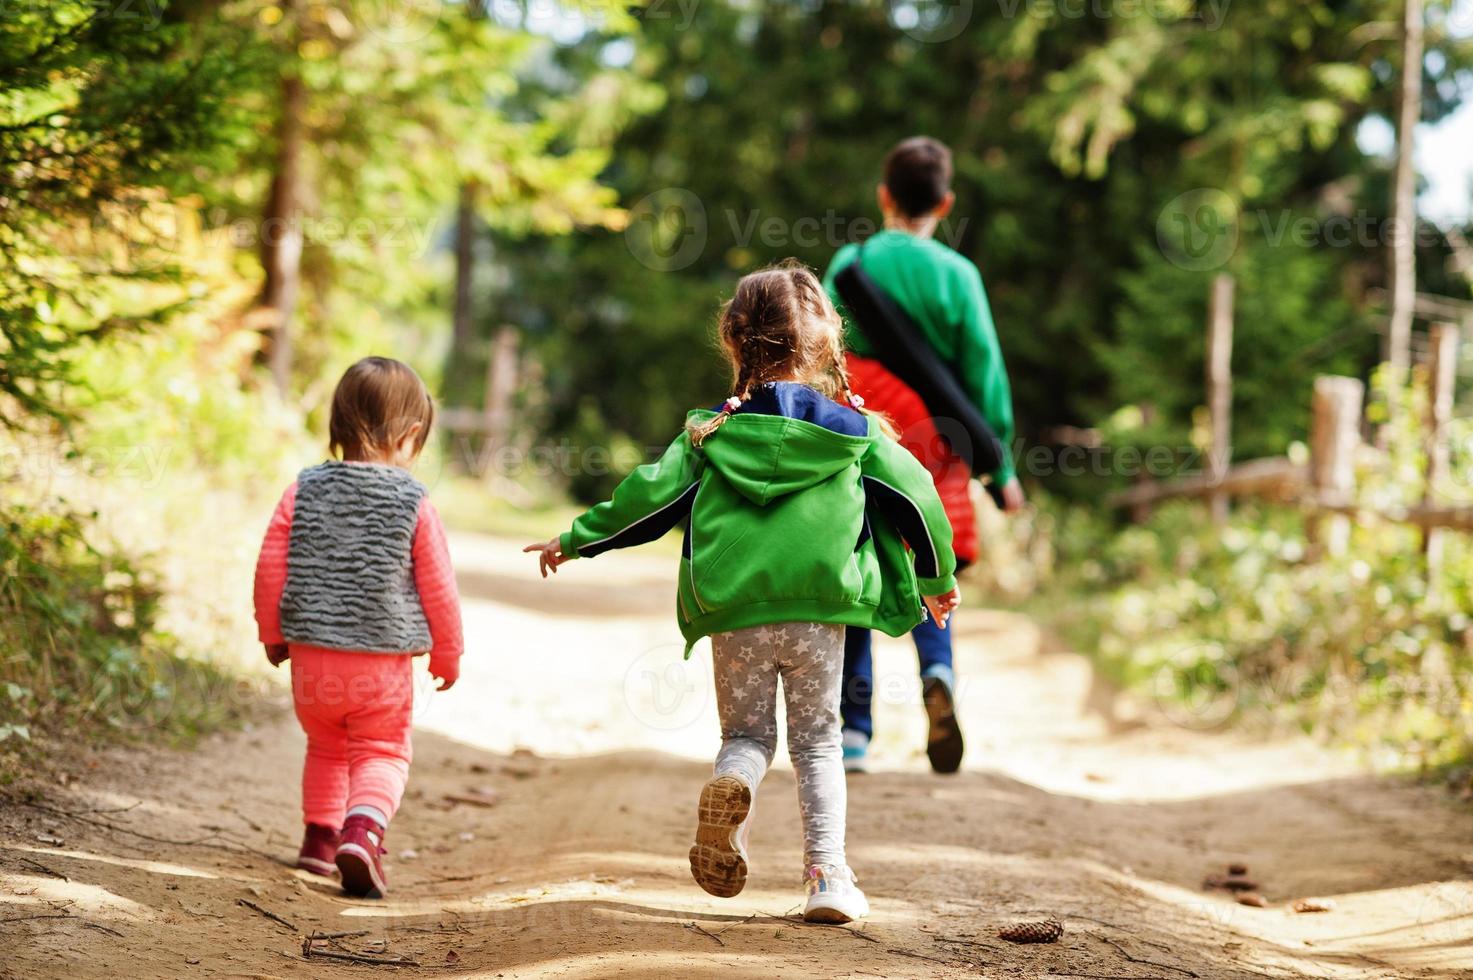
280, 461, 432, 654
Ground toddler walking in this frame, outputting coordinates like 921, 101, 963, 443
254, 356, 463, 898
526, 263, 959, 922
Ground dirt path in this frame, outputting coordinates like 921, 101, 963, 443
4, 531, 1472, 978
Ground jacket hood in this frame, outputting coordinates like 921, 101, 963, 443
691, 410, 872, 506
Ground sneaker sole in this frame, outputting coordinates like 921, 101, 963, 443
688, 775, 750, 898
296, 856, 338, 878
803, 896, 870, 924
335, 842, 387, 898
923, 676, 964, 774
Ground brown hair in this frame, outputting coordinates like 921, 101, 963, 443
687, 261, 862, 447
328, 356, 435, 462
883, 136, 953, 218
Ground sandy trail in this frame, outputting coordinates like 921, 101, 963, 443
3, 530, 1472, 978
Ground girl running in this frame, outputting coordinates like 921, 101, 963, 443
525, 263, 959, 922
254, 356, 463, 898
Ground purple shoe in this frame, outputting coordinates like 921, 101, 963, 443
335, 814, 388, 898
296, 823, 339, 878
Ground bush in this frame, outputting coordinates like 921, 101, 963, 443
0, 501, 245, 776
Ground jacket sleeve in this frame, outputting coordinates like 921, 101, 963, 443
861, 434, 958, 595
560, 432, 703, 559
253, 483, 296, 644
953, 263, 1016, 484
412, 497, 463, 666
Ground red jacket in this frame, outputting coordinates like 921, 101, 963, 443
847, 354, 978, 566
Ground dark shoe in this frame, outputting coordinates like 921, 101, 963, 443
335, 814, 388, 898
689, 775, 750, 898
923, 674, 965, 774
296, 823, 340, 877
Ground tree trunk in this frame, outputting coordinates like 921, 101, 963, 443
451, 180, 478, 360
1384, 0, 1423, 375
259, 27, 305, 397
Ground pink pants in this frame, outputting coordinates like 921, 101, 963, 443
290, 647, 414, 829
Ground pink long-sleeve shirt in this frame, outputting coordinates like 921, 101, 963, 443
253, 482, 464, 667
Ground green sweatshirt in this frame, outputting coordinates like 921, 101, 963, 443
558, 385, 957, 653
823, 229, 1017, 483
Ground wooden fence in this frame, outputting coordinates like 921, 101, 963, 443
1108, 276, 1473, 563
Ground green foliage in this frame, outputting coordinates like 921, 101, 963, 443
1040, 498, 1473, 767
486, 0, 1470, 502
1035, 372, 1473, 767
0, 1, 257, 428
0, 501, 245, 759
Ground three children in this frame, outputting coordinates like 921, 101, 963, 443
254, 221, 972, 923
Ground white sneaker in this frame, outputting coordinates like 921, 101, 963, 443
841, 729, 869, 773
802, 864, 869, 923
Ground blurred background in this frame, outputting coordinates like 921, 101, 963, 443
3, 0, 1473, 774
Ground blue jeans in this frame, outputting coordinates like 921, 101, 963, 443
841, 618, 953, 740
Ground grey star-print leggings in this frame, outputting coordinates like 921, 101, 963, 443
710, 622, 846, 869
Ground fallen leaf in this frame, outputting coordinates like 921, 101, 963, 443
1293, 898, 1335, 913
1236, 893, 1267, 908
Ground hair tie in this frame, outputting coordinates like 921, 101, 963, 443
848, 394, 865, 410
722, 396, 742, 414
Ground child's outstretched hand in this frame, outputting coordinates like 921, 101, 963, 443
264, 643, 289, 666
523, 536, 569, 578
923, 586, 962, 629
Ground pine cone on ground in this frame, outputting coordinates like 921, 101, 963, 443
998, 917, 1064, 944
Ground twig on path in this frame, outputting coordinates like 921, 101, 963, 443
80, 921, 124, 938
303, 948, 421, 967
712, 912, 758, 937
237, 898, 297, 932
18, 857, 69, 881
0, 912, 122, 937
20, 801, 279, 861
884, 947, 958, 966
684, 921, 725, 946
0, 914, 76, 926
1100, 936, 1199, 978
312, 929, 371, 940
843, 926, 881, 944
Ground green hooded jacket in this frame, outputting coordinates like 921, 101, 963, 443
558, 383, 957, 653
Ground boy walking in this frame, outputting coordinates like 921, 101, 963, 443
823, 136, 1022, 774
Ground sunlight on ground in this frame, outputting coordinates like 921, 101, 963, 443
5, 844, 217, 880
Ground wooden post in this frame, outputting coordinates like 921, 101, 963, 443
1384, 0, 1423, 377
1422, 322, 1458, 571
480, 325, 520, 483
1309, 376, 1364, 558
1205, 274, 1235, 524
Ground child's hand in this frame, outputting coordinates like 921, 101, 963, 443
523, 536, 569, 578
429, 653, 459, 692
923, 587, 961, 629
264, 643, 289, 666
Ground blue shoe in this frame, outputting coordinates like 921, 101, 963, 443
921, 667, 964, 774
842, 729, 869, 773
